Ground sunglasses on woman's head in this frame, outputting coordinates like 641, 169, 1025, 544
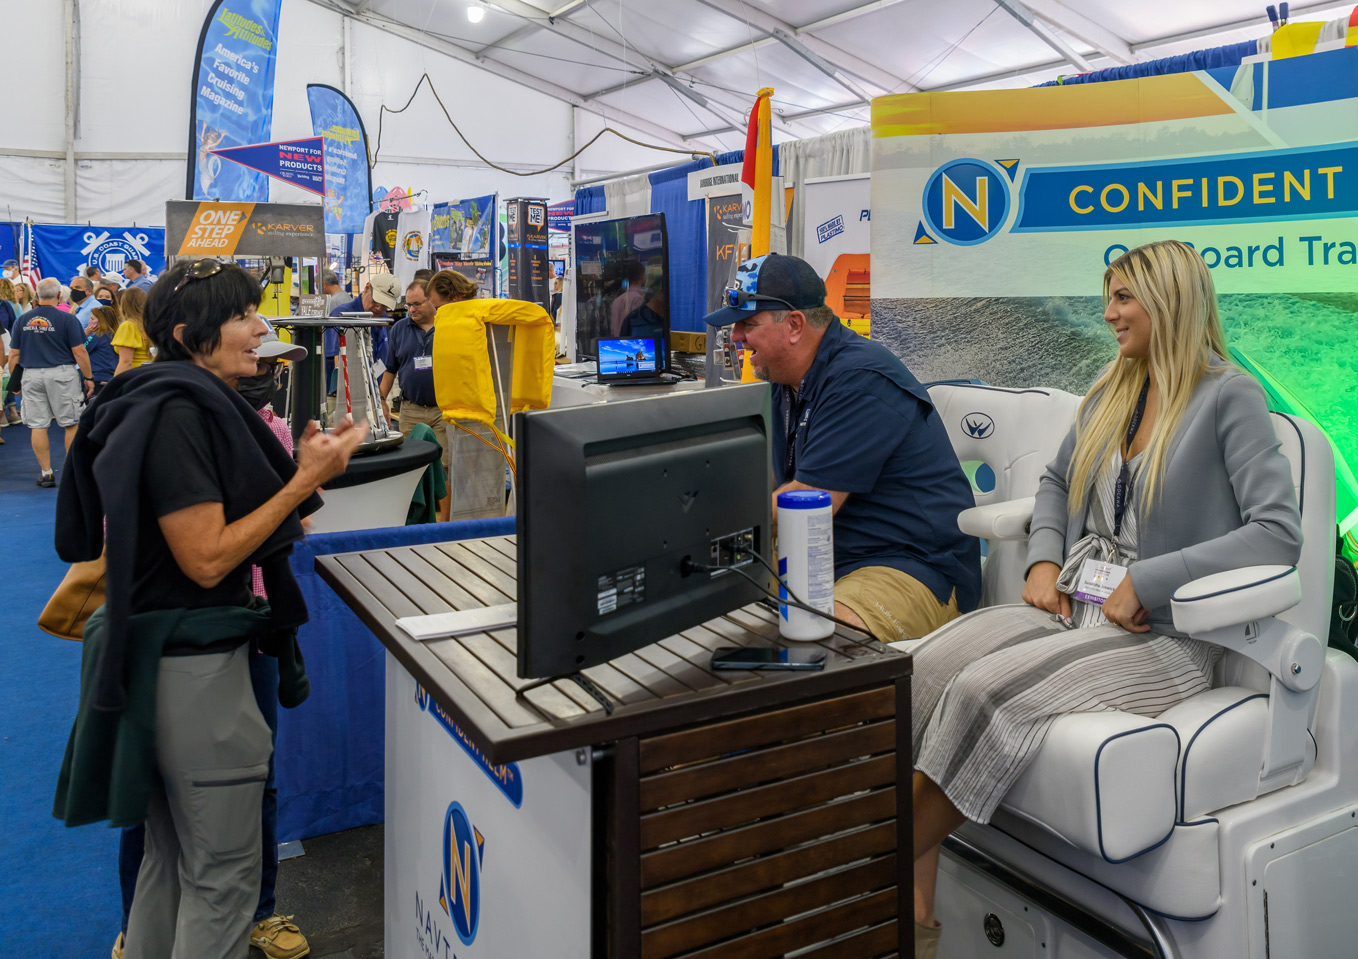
173, 258, 224, 294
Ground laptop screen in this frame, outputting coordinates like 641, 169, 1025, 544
598, 338, 659, 378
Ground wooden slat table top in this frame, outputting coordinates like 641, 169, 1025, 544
316, 535, 912, 764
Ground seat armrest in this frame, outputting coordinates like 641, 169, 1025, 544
1170, 565, 1299, 634
958, 497, 1034, 541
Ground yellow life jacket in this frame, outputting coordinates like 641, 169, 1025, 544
432, 298, 555, 428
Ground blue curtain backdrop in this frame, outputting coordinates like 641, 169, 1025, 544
275, 517, 514, 841
1038, 40, 1258, 86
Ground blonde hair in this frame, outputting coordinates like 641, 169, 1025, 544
0, 278, 13, 302
116, 286, 147, 336
1066, 239, 1230, 514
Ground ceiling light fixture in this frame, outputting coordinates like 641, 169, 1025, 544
467, 2, 485, 23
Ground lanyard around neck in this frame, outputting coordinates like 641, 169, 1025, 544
1113, 375, 1151, 537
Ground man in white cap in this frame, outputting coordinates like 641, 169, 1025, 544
324, 273, 399, 391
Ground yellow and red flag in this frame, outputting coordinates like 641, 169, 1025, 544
741, 87, 775, 256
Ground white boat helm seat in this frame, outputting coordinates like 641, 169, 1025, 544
910, 384, 1355, 942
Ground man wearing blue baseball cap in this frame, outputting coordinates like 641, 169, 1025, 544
705, 253, 980, 642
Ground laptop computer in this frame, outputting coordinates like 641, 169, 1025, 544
596, 337, 677, 386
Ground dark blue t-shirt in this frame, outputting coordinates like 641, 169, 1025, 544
11, 305, 84, 369
773, 319, 982, 612
385, 317, 437, 407
84, 330, 118, 381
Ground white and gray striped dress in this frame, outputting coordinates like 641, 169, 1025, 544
911, 453, 1220, 824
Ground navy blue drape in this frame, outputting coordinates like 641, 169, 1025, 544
276, 517, 514, 841
1038, 40, 1258, 86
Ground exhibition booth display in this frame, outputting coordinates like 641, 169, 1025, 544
163, 198, 439, 533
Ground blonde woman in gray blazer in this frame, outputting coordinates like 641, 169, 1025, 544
908, 240, 1302, 958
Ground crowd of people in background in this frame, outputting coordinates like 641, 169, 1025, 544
0, 258, 157, 479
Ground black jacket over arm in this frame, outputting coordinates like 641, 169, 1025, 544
55, 361, 323, 712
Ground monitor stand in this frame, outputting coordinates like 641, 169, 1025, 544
517, 671, 615, 715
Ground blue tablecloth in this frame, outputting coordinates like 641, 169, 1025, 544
276, 517, 514, 842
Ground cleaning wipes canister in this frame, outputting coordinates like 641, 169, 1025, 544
776, 489, 835, 640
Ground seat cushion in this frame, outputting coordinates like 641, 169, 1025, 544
1156, 687, 1269, 820
998, 711, 1180, 863
984, 813, 1224, 921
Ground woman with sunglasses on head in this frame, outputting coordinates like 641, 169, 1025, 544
906, 240, 1302, 958
53, 259, 367, 959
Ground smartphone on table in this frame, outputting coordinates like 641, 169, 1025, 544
710, 646, 827, 671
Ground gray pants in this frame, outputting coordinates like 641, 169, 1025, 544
125, 645, 273, 959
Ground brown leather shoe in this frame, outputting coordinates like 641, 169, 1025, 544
250, 914, 310, 959
915, 920, 942, 959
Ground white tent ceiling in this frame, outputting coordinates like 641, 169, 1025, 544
317, 0, 1358, 154
6, 0, 1354, 225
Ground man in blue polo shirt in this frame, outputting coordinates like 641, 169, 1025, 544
705, 253, 980, 642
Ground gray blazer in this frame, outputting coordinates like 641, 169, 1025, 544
1027, 359, 1303, 637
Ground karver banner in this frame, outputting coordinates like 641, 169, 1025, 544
705, 193, 746, 314
505, 197, 550, 311
871, 48, 1358, 530
431, 195, 497, 257
802, 174, 870, 335
166, 200, 324, 257
30, 225, 165, 283
307, 84, 371, 234
209, 136, 325, 196
186, 0, 284, 201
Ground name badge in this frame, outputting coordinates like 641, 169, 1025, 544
1073, 558, 1127, 607
413, 355, 433, 371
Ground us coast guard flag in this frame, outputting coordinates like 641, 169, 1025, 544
308, 84, 372, 234
186, 0, 284, 201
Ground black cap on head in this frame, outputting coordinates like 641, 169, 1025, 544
703, 253, 827, 326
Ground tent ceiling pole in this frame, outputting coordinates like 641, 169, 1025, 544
476, 0, 590, 55
64, 0, 79, 221
303, 0, 708, 152
993, 0, 1094, 73
1018, 0, 1136, 64
692, 0, 917, 95
485, 0, 813, 139
769, 27, 872, 103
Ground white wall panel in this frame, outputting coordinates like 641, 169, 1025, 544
78, 0, 215, 154
9, 0, 70, 152
0, 156, 68, 223
76, 158, 184, 224
368, 159, 571, 205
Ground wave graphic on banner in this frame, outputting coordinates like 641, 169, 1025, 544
307, 84, 372, 234
186, 0, 284, 201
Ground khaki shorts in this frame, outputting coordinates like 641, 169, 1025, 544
835, 565, 960, 643
21, 365, 82, 428
399, 401, 452, 483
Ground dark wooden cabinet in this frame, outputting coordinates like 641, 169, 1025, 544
318, 535, 912, 958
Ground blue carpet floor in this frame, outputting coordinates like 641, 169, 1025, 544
0, 423, 121, 956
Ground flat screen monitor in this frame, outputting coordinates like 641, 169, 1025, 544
573, 212, 669, 367
549, 258, 566, 277
515, 383, 773, 679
